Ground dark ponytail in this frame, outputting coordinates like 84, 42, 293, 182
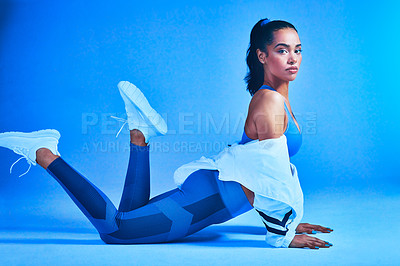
244, 18, 297, 96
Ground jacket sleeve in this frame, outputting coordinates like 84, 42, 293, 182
254, 196, 302, 248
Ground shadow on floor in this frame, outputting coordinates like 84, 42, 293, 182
0, 238, 104, 245
201, 225, 267, 235
175, 225, 268, 248
0, 225, 96, 234
0, 225, 268, 247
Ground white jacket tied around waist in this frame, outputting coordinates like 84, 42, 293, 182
173, 134, 304, 248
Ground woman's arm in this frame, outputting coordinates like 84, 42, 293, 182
239, 92, 286, 208
251, 93, 297, 248
251, 93, 333, 249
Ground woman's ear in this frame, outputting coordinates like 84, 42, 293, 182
256, 48, 267, 64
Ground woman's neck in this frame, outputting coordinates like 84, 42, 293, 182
263, 81, 289, 100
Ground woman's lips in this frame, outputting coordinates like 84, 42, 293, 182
287, 68, 298, 74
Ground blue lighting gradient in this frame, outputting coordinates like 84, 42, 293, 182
0, 0, 399, 264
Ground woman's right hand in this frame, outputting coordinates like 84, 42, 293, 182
289, 234, 333, 249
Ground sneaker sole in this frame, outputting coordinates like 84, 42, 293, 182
118, 81, 167, 135
0, 129, 60, 141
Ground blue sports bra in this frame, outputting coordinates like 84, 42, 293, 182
239, 85, 302, 157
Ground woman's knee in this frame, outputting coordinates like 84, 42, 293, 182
99, 233, 132, 244
99, 233, 119, 244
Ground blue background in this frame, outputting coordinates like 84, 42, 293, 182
0, 0, 399, 264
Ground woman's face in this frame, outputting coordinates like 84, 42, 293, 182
264, 28, 302, 82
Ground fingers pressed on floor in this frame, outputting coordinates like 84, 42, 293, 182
312, 240, 323, 247
317, 240, 333, 248
319, 226, 332, 232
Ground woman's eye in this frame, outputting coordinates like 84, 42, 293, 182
278, 49, 302, 54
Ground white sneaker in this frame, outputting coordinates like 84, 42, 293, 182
0, 129, 61, 177
111, 81, 167, 144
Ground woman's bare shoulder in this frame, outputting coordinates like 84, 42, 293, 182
249, 89, 285, 114
246, 90, 286, 139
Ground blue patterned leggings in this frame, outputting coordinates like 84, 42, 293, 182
46, 143, 253, 244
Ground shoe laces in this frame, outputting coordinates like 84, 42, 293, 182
110, 115, 128, 138
10, 147, 33, 177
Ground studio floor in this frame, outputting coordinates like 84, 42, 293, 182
0, 186, 398, 266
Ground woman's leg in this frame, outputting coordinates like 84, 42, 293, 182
36, 128, 151, 234
118, 129, 151, 212
38, 147, 252, 244
101, 169, 253, 244
37, 148, 120, 235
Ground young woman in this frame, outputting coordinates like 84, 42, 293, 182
0, 18, 333, 249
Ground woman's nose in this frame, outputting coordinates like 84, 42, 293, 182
288, 53, 297, 64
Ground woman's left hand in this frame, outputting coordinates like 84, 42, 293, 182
295, 223, 333, 234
